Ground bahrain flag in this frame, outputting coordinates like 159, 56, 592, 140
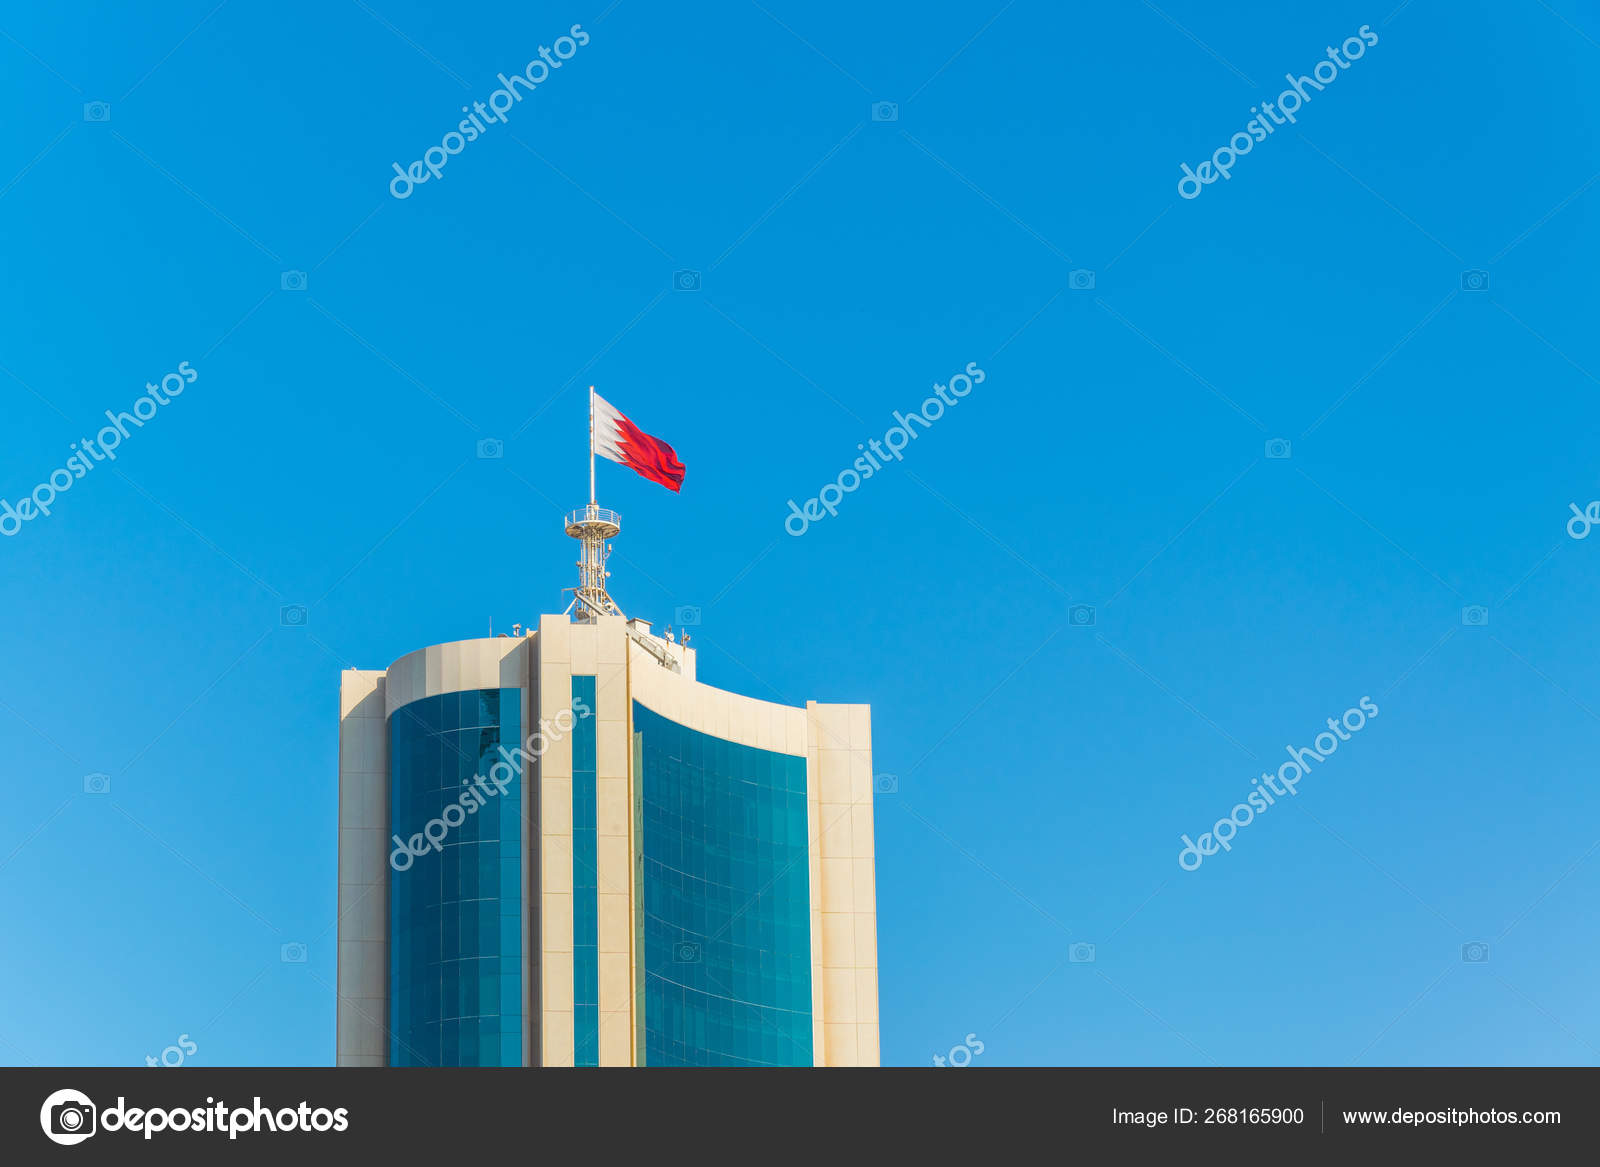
592, 389, 685, 492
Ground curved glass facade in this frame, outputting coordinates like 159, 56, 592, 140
389, 688, 523, 1067
634, 701, 812, 1066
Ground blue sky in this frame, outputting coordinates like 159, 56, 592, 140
2, 0, 1598, 1067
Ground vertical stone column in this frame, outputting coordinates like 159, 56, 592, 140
593, 616, 633, 1064
537, 615, 574, 1065
337, 670, 390, 1066
806, 701, 879, 1066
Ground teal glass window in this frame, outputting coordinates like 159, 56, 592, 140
571, 675, 599, 1067
388, 688, 523, 1067
634, 702, 813, 1066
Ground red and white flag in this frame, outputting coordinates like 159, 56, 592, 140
592, 389, 685, 492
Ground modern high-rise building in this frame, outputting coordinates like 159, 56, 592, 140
336, 505, 879, 1067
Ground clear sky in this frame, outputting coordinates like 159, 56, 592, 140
2, 0, 1598, 1068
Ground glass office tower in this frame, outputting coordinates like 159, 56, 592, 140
336, 614, 878, 1067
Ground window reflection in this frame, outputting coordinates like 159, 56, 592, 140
635, 702, 812, 1067
389, 688, 523, 1067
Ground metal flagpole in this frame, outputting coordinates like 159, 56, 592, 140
567, 385, 620, 621
562, 385, 674, 669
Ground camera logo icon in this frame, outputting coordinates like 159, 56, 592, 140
280, 270, 307, 292
1068, 603, 1095, 627
281, 941, 307, 963
280, 604, 307, 627
674, 604, 702, 627
1069, 942, 1096, 963
477, 437, 504, 459
83, 772, 111, 795
83, 102, 111, 122
673, 941, 702, 963
40, 1089, 97, 1145
1461, 941, 1490, 963
673, 269, 701, 292
1461, 269, 1490, 292
1461, 605, 1489, 627
1265, 438, 1292, 459
873, 773, 898, 795
1068, 268, 1096, 291
871, 101, 899, 122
